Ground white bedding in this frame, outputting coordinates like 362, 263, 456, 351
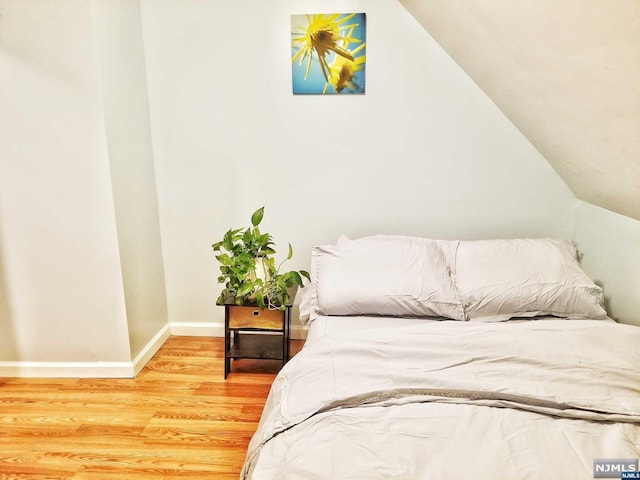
304, 314, 614, 343
242, 317, 640, 479
304, 315, 442, 344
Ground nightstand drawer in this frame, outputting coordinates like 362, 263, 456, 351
228, 306, 284, 330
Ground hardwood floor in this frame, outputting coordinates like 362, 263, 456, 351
0, 336, 304, 479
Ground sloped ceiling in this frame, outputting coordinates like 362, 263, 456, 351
399, 0, 640, 220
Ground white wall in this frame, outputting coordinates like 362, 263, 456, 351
400, 0, 640, 221
575, 201, 640, 327
140, 0, 576, 330
0, 0, 171, 376
0, 0, 131, 366
92, 0, 169, 359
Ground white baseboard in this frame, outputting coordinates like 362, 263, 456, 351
0, 324, 171, 378
0, 360, 135, 378
169, 321, 308, 339
169, 321, 225, 337
132, 323, 171, 376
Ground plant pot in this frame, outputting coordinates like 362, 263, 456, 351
254, 257, 270, 283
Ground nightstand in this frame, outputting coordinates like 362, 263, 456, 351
223, 304, 291, 378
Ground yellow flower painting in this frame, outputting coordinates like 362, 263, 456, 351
291, 13, 366, 95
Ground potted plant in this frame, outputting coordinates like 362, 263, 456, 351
212, 206, 310, 310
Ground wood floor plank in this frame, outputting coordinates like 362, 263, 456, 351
0, 337, 304, 479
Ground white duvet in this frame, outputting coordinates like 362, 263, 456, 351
242, 319, 640, 480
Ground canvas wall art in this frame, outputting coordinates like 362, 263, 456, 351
291, 13, 366, 95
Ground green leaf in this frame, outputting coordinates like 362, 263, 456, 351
223, 231, 235, 251
251, 207, 265, 227
280, 288, 291, 306
237, 252, 253, 264
237, 282, 255, 298
241, 228, 250, 241
286, 243, 293, 260
265, 258, 277, 275
300, 270, 311, 282
286, 271, 303, 286
259, 233, 271, 245
215, 254, 231, 266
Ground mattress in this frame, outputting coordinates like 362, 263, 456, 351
304, 314, 442, 344
304, 314, 614, 344
242, 316, 640, 479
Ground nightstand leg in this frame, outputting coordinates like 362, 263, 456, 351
283, 307, 291, 367
224, 309, 231, 379
224, 332, 230, 379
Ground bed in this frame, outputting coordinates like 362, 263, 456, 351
241, 236, 640, 479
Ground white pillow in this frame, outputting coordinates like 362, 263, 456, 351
297, 285, 314, 325
455, 238, 607, 321
311, 235, 465, 320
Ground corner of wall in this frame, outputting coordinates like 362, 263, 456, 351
573, 201, 640, 326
